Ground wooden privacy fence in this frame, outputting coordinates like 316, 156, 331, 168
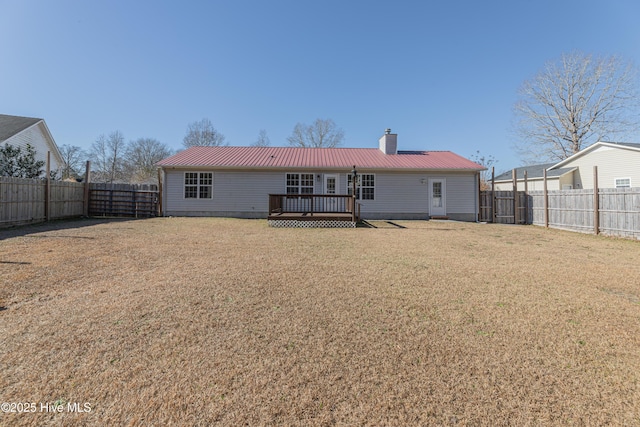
480, 190, 528, 224
0, 177, 159, 227
89, 183, 158, 218
528, 188, 640, 239
481, 165, 640, 240
482, 186, 640, 240
0, 177, 86, 226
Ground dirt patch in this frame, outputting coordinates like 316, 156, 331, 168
1, 218, 639, 425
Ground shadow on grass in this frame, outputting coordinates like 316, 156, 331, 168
0, 217, 147, 241
359, 220, 409, 229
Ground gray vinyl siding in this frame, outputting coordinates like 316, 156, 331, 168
349, 172, 477, 219
163, 169, 284, 217
162, 168, 479, 220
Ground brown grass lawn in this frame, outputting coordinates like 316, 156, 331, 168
1, 218, 639, 426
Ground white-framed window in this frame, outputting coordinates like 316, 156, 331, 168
184, 172, 213, 199
347, 173, 375, 200
615, 178, 631, 188
286, 173, 314, 194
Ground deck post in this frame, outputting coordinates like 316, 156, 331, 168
351, 196, 356, 222
351, 165, 358, 223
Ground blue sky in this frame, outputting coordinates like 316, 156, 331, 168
2, 0, 640, 172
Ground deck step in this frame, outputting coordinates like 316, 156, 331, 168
430, 215, 449, 220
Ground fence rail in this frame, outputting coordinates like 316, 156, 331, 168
0, 177, 86, 226
0, 177, 158, 227
268, 194, 360, 221
89, 187, 158, 218
484, 187, 640, 240
479, 190, 528, 224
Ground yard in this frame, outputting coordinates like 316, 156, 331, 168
1, 218, 639, 425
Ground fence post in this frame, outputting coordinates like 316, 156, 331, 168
83, 161, 91, 217
132, 189, 137, 218
593, 166, 599, 235
157, 168, 163, 216
45, 151, 51, 222
543, 168, 549, 228
512, 169, 518, 224
524, 170, 528, 224
491, 167, 496, 223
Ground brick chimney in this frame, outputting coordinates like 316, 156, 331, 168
379, 128, 397, 155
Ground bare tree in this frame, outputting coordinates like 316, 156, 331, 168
90, 131, 126, 183
287, 118, 344, 148
251, 129, 270, 147
469, 150, 497, 190
124, 138, 173, 183
513, 51, 640, 163
183, 118, 226, 148
58, 144, 87, 180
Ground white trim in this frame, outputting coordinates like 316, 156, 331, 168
552, 142, 640, 169
183, 171, 213, 199
429, 178, 446, 216
285, 172, 314, 194
323, 174, 338, 194
614, 177, 631, 188
347, 172, 375, 201
36, 120, 64, 166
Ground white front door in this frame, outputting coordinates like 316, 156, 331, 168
324, 174, 338, 211
429, 178, 446, 216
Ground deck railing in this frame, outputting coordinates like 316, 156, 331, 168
268, 194, 360, 221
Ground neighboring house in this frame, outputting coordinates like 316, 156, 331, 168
494, 142, 640, 191
0, 114, 64, 174
156, 130, 485, 221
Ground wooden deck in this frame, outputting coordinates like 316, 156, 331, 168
267, 212, 354, 221
268, 194, 360, 223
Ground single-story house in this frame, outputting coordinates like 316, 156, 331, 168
493, 141, 640, 191
0, 114, 64, 174
156, 130, 485, 222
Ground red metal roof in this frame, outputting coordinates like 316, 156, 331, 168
157, 146, 485, 171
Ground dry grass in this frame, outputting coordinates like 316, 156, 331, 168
1, 217, 639, 426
